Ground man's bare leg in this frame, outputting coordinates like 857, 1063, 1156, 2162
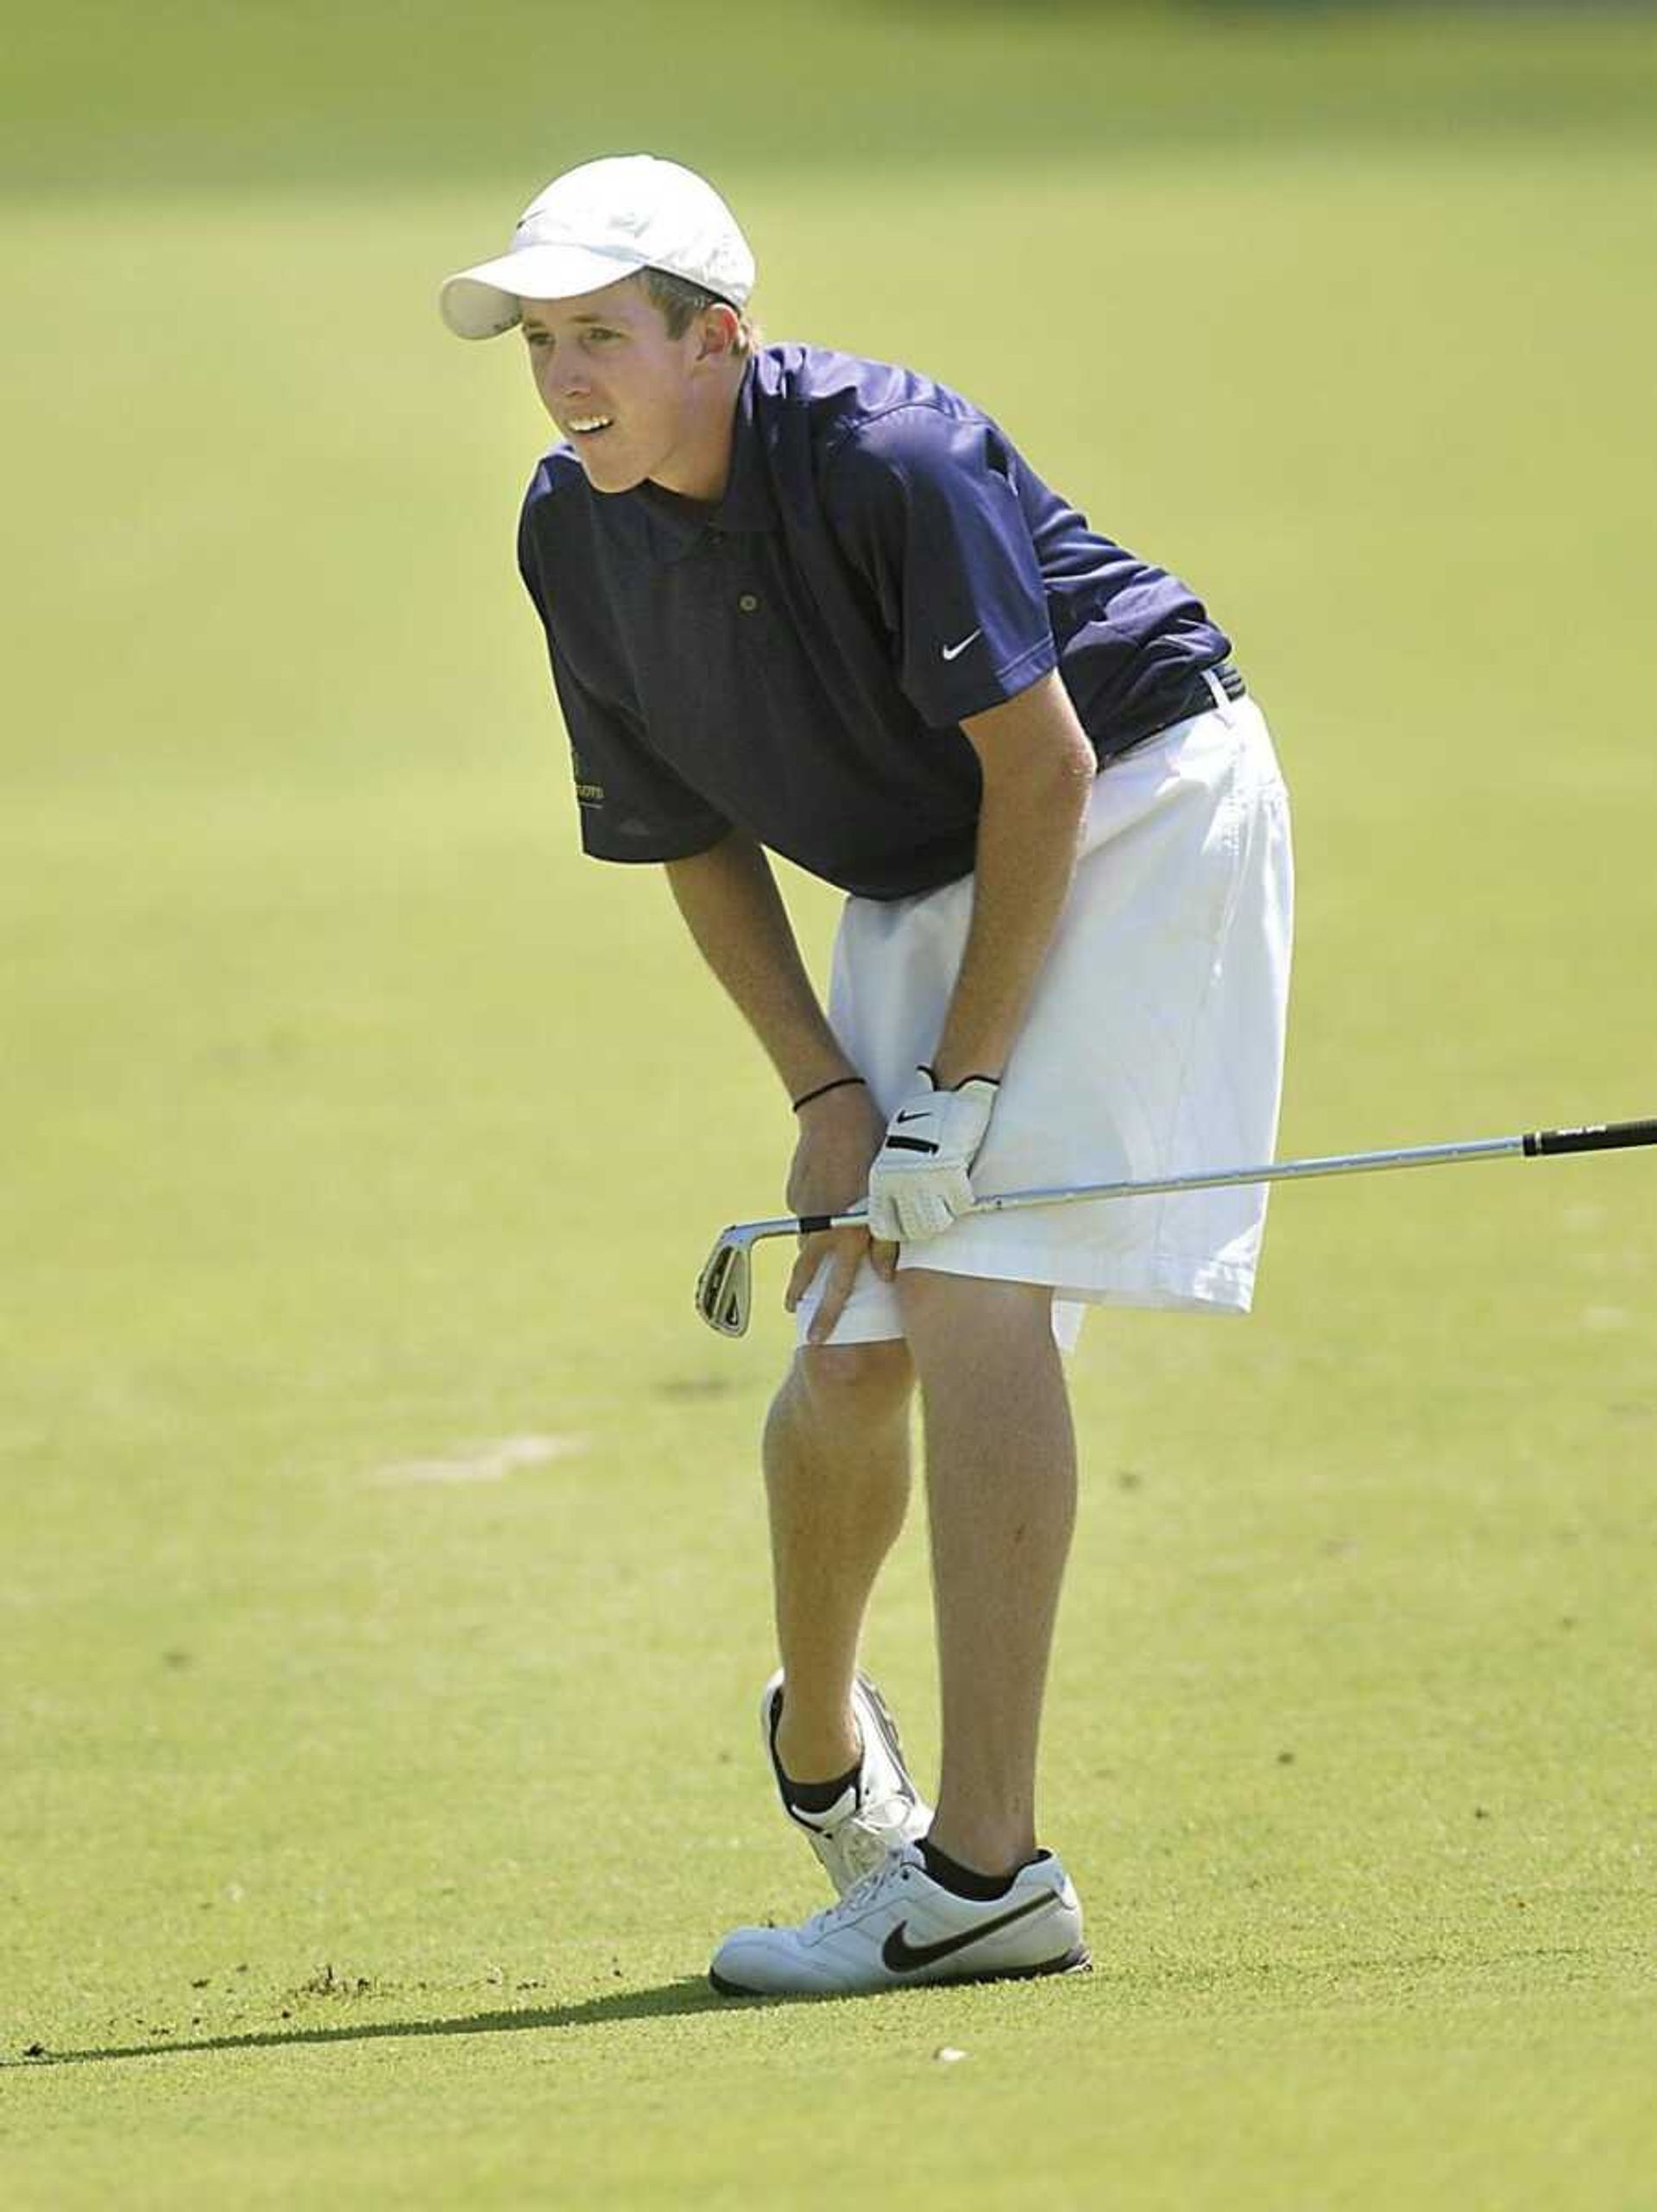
763, 1340, 916, 1783
897, 1270, 1077, 1875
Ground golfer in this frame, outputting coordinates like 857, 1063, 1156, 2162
440, 155, 1293, 1996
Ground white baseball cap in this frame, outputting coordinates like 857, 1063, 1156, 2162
439, 154, 755, 340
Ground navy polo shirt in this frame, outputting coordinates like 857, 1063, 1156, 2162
517, 343, 1231, 901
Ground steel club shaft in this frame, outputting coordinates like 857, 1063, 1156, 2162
694, 1116, 1657, 1336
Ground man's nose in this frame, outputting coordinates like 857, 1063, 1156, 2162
549, 355, 591, 398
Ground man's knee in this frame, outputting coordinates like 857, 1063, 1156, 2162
789, 1339, 915, 1429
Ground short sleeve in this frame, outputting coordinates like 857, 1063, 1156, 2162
822, 406, 1058, 728
545, 640, 732, 864
519, 517, 732, 866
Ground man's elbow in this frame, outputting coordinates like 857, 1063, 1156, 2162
967, 672, 1097, 803
980, 724, 1095, 816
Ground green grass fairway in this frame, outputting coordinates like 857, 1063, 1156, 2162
4, 9, 1655, 2207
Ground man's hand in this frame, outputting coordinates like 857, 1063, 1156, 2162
867, 1068, 999, 1243
783, 1083, 898, 1344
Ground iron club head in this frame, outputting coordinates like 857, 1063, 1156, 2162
694, 1207, 858, 1339
695, 1226, 756, 1337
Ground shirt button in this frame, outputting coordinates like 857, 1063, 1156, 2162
738, 593, 759, 614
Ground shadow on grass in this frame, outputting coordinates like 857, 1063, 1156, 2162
12, 1977, 748, 2070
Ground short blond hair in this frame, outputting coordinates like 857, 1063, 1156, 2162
637, 267, 762, 357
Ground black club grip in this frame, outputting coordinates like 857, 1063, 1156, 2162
1524, 1119, 1657, 1158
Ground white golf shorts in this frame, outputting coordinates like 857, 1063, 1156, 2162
794, 689, 1294, 1350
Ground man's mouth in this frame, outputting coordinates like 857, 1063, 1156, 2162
565, 414, 614, 441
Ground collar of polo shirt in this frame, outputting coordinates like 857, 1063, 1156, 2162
631, 359, 778, 561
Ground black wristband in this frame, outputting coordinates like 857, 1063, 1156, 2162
791, 1074, 867, 1113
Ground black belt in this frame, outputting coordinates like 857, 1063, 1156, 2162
1171, 658, 1246, 718
1101, 659, 1247, 765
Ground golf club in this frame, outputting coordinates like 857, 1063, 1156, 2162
693, 1116, 1657, 1338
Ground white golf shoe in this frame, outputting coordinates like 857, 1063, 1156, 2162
710, 1842, 1089, 1997
764, 1668, 932, 1895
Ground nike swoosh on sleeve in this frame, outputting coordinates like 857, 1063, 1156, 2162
940, 629, 983, 662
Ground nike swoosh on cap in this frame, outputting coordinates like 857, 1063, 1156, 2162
881, 1890, 1055, 1973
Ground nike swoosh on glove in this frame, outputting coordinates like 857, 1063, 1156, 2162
867, 1069, 1000, 1243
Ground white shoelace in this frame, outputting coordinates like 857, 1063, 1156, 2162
806, 1847, 916, 1938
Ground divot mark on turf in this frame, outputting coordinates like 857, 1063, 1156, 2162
369, 1435, 587, 1485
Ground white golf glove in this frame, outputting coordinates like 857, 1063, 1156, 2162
867, 1068, 1000, 1243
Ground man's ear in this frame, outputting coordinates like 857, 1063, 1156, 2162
697, 303, 741, 361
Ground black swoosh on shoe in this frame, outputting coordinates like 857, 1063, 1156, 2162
881, 1891, 1056, 1973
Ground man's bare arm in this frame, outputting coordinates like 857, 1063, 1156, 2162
663, 830, 853, 1103
929, 671, 1096, 1087
665, 830, 894, 1331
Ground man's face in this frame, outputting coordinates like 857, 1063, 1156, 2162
519, 278, 721, 497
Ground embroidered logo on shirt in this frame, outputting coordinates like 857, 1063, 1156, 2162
941, 628, 983, 662
570, 747, 606, 806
